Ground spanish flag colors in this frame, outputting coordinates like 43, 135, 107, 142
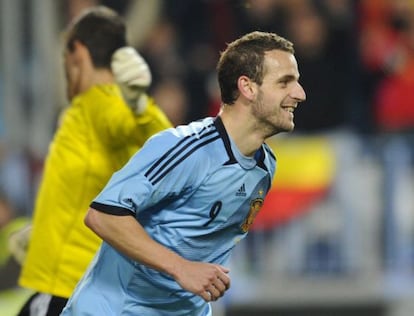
253, 135, 336, 230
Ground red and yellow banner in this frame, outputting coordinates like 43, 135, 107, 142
253, 135, 336, 230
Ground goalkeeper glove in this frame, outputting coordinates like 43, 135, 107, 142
111, 47, 152, 114
8, 223, 31, 266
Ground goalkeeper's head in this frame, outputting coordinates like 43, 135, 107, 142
63, 6, 127, 100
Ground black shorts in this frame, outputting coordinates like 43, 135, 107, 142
17, 292, 68, 316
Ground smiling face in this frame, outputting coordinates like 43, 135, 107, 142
251, 49, 306, 135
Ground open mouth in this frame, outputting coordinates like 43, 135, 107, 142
283, 107, 295, 115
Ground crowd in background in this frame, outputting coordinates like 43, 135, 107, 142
2, 0, 414, 314
2, 0, 414, 203
53, 0, 414, 133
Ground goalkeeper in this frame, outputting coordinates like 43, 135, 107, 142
13, 6, 171, 316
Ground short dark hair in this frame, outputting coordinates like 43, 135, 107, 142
65, 6, 127, 68
217, 31, 294, 105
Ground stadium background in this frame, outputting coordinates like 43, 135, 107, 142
2, 0, 414, 315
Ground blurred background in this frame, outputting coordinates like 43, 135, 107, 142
2, 0, 414, 315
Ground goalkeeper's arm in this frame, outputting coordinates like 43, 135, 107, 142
111, 47, 152, 114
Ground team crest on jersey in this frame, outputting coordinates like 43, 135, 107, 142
241, 198, 264, 232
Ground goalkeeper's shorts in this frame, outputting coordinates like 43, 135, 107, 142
16, 292, 68, 316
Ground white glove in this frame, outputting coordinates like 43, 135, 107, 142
111, 47, 152, 114
8, 224, 32, 265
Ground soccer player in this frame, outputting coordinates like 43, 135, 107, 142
62, 31, 306, 315
15, 6, 171, 316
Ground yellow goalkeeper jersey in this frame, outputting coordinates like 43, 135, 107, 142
19, 84, 171, 298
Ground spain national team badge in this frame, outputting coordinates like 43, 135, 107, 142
241, 198, 264, 232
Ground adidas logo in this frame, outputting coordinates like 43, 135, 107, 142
236, 183, 246, 197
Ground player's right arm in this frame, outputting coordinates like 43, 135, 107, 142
92, 47, 172, 149
111, 46, 172, 139
84, 207, 230, 302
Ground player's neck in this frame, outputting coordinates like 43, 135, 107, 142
79, 68, 114, 94
218, 106, 265, 157
91, 68, 114, 86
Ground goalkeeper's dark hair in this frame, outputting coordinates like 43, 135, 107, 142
65, 6, 127, 68
217, 31, 294, 105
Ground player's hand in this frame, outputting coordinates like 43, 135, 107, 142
173, 260, 231, 302
111, 47, 151, 114
8, 224, 32, 265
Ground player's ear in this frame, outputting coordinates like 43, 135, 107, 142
237, 75, 257, 101
72, 40, 92, 66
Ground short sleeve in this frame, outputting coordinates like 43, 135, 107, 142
91, 129, 206, 215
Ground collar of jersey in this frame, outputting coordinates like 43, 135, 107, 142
214, 116, 257, 170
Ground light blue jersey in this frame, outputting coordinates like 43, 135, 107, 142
62, 117, 276, 316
